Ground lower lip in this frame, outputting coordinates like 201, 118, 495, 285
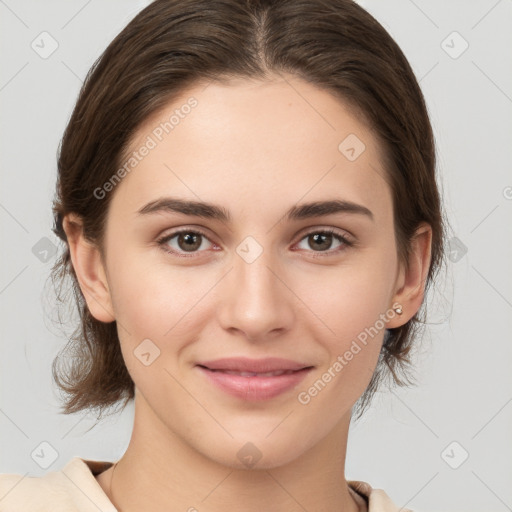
196, 366, 312, 401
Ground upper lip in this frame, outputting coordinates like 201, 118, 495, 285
197, 357, 312, 373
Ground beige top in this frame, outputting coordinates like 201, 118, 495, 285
0, 457, 412, 511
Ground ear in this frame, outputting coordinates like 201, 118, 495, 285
62, 213, 115, 323
387, 222, 432, 328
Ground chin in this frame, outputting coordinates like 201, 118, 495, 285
198, 433, 315, 471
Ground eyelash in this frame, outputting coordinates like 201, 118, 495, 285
156, 227, 354, 259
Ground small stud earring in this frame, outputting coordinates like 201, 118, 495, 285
394, 305, 403, 315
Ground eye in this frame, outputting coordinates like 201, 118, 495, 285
294, 228, 353, 256
156, 227, 353, 258
157, 228, 216, 257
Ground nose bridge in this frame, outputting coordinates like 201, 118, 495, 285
237, 242, 278, 300
218, 235, 294, 339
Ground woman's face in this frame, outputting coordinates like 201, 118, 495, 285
80, 74, 417, 469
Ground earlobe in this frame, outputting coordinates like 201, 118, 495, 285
387, 223, 433, 329
62, 214, 115, 323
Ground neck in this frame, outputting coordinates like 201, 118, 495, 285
105, 393, 362, 512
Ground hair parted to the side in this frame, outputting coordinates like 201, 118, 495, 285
50, 0, 446, 421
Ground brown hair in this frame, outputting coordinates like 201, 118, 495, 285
51, 0, 446, 421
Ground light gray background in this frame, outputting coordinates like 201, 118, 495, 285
1, 1, 511, 511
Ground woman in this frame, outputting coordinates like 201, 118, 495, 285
0, 0, 445, 510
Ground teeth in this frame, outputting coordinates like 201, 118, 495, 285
219, 370, 296, 377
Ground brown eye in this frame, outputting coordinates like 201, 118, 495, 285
308, 233, 334, 251
296, 229, 353, 255
176, 232, 203, 252
157, 229, 214, 256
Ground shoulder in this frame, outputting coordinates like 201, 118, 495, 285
348, 480, 415, 512
0, 457, 117, 512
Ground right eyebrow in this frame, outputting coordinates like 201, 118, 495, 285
137, 197, 231, 222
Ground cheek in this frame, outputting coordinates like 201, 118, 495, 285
108, 246, 200, 330
105, 247, 207, 376
300, 258, 396, 342
293, 251, 396, 393
294, 270, 389, 416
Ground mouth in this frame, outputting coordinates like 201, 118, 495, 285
195, 357, 314, 401
202, 368, 303, 377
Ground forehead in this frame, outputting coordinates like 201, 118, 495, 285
111, 74, 391, 221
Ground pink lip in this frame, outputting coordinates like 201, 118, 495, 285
196, 357, 313, 401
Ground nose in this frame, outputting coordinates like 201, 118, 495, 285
216, 243, 295, 343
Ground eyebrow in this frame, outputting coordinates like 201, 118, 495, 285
137, 197, 374, 222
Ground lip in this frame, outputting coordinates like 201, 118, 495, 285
196, 357, 313, 401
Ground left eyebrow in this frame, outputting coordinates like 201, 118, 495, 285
137, 197, 374, 222
285, 199, 374, 222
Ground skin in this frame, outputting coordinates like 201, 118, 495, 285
64, 73, 432, 512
